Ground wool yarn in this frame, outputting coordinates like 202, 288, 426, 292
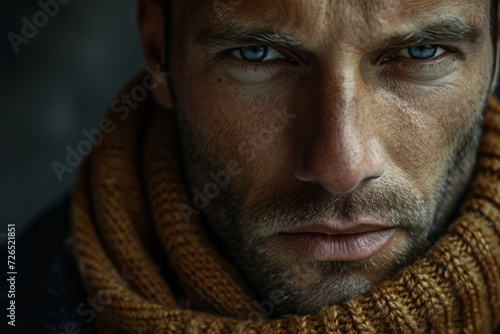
72, 74, 500, 333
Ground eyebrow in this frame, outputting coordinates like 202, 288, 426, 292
194, 17, 485, 49
380, 18, 485, 48
194, 23, 302, 48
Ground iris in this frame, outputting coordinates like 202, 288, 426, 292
408, 45, 438, 60
239, 46, 269, 62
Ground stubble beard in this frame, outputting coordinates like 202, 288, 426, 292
175, 97, 485, 317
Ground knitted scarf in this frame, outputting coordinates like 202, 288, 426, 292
72, 74, 500, 333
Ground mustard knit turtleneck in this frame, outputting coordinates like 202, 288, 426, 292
72, 73, 500, 333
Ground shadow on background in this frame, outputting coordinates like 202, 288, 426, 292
1, 0, 144, 232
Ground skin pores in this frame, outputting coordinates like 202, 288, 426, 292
161, 0, 495, 316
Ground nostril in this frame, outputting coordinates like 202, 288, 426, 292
292, 139, 385, 194
323, 173, 379, 194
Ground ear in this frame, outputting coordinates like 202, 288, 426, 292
138, 0, 172, 109
491, 5, 500, 93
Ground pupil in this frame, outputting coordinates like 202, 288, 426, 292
240, 46, 268, 62
408, 45, 437, 60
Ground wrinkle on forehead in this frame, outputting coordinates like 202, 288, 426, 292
192, 0, 489, 47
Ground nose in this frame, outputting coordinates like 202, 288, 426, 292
292, 72, 385, 194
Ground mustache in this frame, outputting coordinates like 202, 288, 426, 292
238, 180, 429, 236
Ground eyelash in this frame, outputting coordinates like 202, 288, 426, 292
216, 45, 457, 65
381, 45, 456, 63
213, 45, 462, 84
215, 47, 300, 65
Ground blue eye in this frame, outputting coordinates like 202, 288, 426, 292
408, 45, 437, 59
239, 46, 268, 62
231, 46, 285, 62
397, 45, 446, 60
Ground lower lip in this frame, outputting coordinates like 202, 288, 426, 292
278, 228, 398, 262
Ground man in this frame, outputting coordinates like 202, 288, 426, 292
10, 0, 500, 333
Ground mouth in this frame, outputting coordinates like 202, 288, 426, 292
276, 223, 399, 262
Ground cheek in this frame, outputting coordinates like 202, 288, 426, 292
377, 60, 490, 201
177, 76, 298, 191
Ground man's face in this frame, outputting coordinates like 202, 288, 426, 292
168, 0, 494, 315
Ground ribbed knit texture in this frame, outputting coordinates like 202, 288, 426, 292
72, 74, 500, 333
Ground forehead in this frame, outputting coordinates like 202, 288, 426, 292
183, 0, 490, 41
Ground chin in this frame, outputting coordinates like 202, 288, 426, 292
277, 274, 374, 316
238, 233, 424, 317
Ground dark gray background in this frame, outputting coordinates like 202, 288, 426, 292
1, 0, 143, 232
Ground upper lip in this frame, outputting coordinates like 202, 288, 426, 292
283, 222, 393, 235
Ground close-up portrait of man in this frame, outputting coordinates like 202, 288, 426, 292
4, 0, 500, 333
